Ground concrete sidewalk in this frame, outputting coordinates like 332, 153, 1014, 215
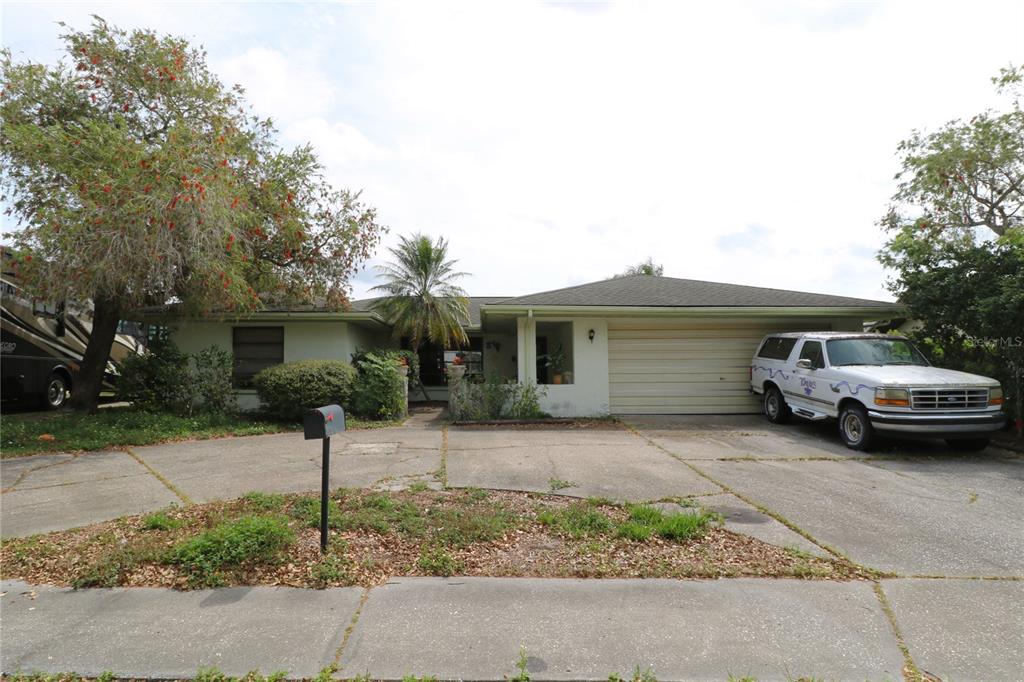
5, 576, 1020, 680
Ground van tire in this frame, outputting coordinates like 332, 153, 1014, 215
838, 403, 873, 450
763, 386, 791, 424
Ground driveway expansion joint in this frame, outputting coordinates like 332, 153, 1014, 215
124, 447, 193, 506
333, 586, 371, 669
872, 581, 924, 682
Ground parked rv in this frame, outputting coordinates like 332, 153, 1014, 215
1, 251, 143, 409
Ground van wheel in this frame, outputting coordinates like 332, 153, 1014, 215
838, 404, 873, 450
946, 438, 989, 452
763, 386, 791, 424
44, 373, 69, 410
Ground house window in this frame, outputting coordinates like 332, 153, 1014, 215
536, 321, 574, 385
232, 326, 283, 387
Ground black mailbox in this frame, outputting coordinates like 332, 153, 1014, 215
303, 404, 345, 440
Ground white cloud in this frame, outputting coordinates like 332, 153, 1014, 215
4, 1, 1022, 303
216, 47, 336, 123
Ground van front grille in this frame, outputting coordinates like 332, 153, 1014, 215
910, 388, 989, 410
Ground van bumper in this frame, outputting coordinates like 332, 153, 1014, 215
867, 409, 1007, 436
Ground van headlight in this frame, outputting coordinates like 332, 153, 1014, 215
990, 386, 1004, 406
875, 388, 910, 407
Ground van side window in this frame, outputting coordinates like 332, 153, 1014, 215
757, 337, 798, 361
798, 340, 824, 369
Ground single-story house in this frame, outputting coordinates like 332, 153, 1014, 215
151, 275, 904, 416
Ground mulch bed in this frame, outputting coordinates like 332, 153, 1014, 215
0, 488, 872, 590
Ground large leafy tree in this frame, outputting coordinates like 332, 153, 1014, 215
1, 17, 383, 411
879, 65, 1024, 432
370, 233, 469, 399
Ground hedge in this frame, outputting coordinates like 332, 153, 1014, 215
253, 360, 358, 421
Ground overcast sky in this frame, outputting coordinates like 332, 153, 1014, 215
3, 1, 1022, 302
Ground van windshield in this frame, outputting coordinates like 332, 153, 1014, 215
826, 338, 929, 367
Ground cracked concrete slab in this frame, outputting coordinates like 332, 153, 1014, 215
446, 436, 719, 501
697, 457, 1024, 575
883, 578, 1024, 681
0, 580, 362, 678
134, 432, 440, 502
1, 451, 180, 537
1, 453, 76, 489
695, 496, 831, 559
340, 577, 904, 680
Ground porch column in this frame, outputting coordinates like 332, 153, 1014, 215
516, 316, 537, 384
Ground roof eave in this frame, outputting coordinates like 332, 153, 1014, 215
480, 304, 907, 317
137, 309, 391, 327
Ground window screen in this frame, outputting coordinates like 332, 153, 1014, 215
757, 337, 797, 361
232, 327, 284, 387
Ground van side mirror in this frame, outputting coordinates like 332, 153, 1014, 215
795, 358, 814, 370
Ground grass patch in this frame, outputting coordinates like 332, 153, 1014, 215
242, 491, 287, 513
1, 409, 296, 458
171, 515, 295, 587
536, 502, 614, 537
540, 502, 717, 543
548, 477, 576, 491
141, 509, 185, 531
417, 545, 463, 575
310, 554, 353, 586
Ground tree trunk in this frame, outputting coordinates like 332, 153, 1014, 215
69, 294, 122, 413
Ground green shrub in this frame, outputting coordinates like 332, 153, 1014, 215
253, 360, 358, 421
353, 348, 421, 392
450, 375, 547, 421
171, 515, 295, 586
119, 338, 192, 413
351, 351, 406, 420
119, 339, 235, 415
191, 346, 235, 414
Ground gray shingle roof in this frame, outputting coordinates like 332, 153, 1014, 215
350, 296, 510, 327
491, 275, 897, 308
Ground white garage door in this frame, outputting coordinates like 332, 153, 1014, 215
608, 319, 829, 414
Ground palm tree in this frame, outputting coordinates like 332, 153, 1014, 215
370, 233, 470, 399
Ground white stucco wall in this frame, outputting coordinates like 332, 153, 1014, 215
517, 317, 610, 418
168, 319, 390, 411
483, 333, 517, 380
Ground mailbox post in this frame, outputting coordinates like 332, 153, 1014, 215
303, 404, 346, 552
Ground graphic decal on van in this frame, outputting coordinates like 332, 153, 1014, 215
829, 381, 873, 395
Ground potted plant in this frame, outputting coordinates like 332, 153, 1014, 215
542, 344, 567, 384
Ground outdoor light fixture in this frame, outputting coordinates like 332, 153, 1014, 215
588, 328, 596, 342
